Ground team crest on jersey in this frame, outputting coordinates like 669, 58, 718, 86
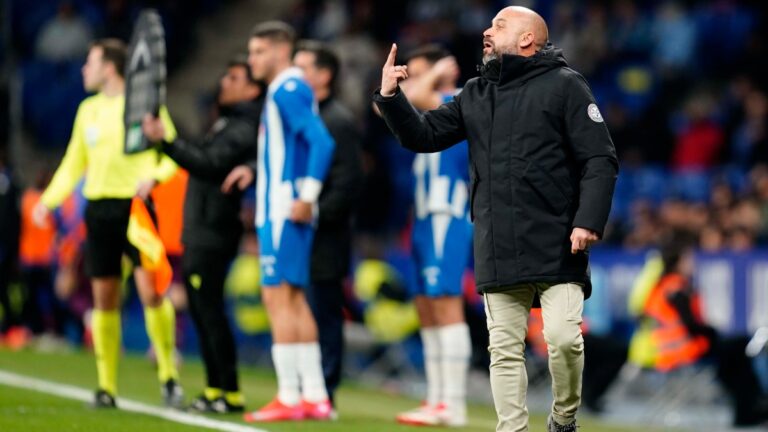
587, 103, 604, 123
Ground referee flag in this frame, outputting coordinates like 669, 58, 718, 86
127, 198, 172, 295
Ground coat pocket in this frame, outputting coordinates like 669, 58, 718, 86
521, 161, 571, 215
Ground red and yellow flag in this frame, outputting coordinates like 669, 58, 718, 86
127, 198, 172, 295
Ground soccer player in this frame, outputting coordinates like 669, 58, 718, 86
224, 22, 336, 422
142, 56, 264, 413
32, 39, 183, 408
395, 46, 472, 427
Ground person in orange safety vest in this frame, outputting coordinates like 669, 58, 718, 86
636, 233, 767, 426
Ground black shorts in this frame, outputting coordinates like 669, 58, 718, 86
84, 199, 143, 278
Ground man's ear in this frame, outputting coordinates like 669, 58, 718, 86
279, 43, 293, 61
519, 31, 534, 50
104, 62, 118, 79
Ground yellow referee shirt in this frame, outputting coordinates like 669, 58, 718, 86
41, 92, 178, 209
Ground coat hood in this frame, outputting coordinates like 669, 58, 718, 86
479, 43, 569, 85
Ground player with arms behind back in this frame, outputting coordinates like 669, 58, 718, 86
224, 21, 336, 422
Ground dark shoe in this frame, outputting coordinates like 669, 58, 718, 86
211, 397, 245, 414
548, 415, 578, 432
91, 389, 117, 409
187, 394, 214, 413
161, 379, 184, 408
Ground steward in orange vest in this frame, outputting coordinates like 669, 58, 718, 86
644, 273, 710, 371
634, 234, 767, 426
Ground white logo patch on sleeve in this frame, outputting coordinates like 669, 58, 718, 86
587, 103, 604, 123
284, 80, 297, 92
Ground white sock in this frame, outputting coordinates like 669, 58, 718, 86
272, 344, 300, 406
297, 342, 328, 403
421, 327, 441, 407
438, 323, 470, 416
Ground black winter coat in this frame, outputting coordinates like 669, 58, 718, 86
311, 97, 364, 283
162, 99, 262, 253
374, 45, 618, 297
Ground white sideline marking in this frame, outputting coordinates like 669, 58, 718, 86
0, 370, 267, 432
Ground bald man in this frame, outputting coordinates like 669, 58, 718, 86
374, 6, 618, 432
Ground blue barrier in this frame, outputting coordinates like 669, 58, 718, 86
589, 248, 768, 336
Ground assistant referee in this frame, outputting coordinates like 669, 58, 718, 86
33, 39, 183, 408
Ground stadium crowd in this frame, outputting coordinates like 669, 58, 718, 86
4, 0, 768, 248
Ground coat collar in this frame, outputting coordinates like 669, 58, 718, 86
478, 43, 568, 85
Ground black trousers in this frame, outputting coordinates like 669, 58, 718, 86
713, 335, 766, 426
305, 279, 345, 403
582, 333, 628, 410
20, 265, 70, 335
183, 246, 239, 393
0, 256, 16, 333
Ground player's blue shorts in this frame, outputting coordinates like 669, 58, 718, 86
257, 220, 314, 288
412, 215, 472, 297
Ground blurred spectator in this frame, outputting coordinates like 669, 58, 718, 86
570, 3, 609, 76
699, 224, 725, 252
151, 169, 189, 312
52, 188, 89, 344
671, 92, 725, 170
103, 0, 135, 42
609, 0, 652, 59
18, 171, 63, 337
623, 200, 663, 250
35, 1, 93, 62
308, 0, 348, 40
458, 0, 494, 36
732, 90, 768, 167
628, 233, 768, 426
651, 1, 697, 76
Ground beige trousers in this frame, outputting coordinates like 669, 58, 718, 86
484, 283, 585, 432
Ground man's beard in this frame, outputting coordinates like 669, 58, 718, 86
482, 45, 515, 65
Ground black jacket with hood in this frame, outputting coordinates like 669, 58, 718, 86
374, 45, 618, 297
162, 98, 263, 253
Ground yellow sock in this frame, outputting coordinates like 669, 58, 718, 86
224, 391, 245, 406
92, 309, 121, 396
204, 387, 223, 401
144, 298, 178, 382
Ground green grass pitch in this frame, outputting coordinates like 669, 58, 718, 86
0, 348, 651, 431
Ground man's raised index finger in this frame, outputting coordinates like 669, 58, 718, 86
385, 43, 397, 67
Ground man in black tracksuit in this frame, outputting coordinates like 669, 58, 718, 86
143, 58, 263, 413
374, 6, 617, 432
292, 41, 364, 405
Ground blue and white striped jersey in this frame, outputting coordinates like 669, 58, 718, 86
412, 93, 470, 222
255, 67, 335, 246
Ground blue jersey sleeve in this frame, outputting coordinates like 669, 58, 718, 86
273, 79, 336, 202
